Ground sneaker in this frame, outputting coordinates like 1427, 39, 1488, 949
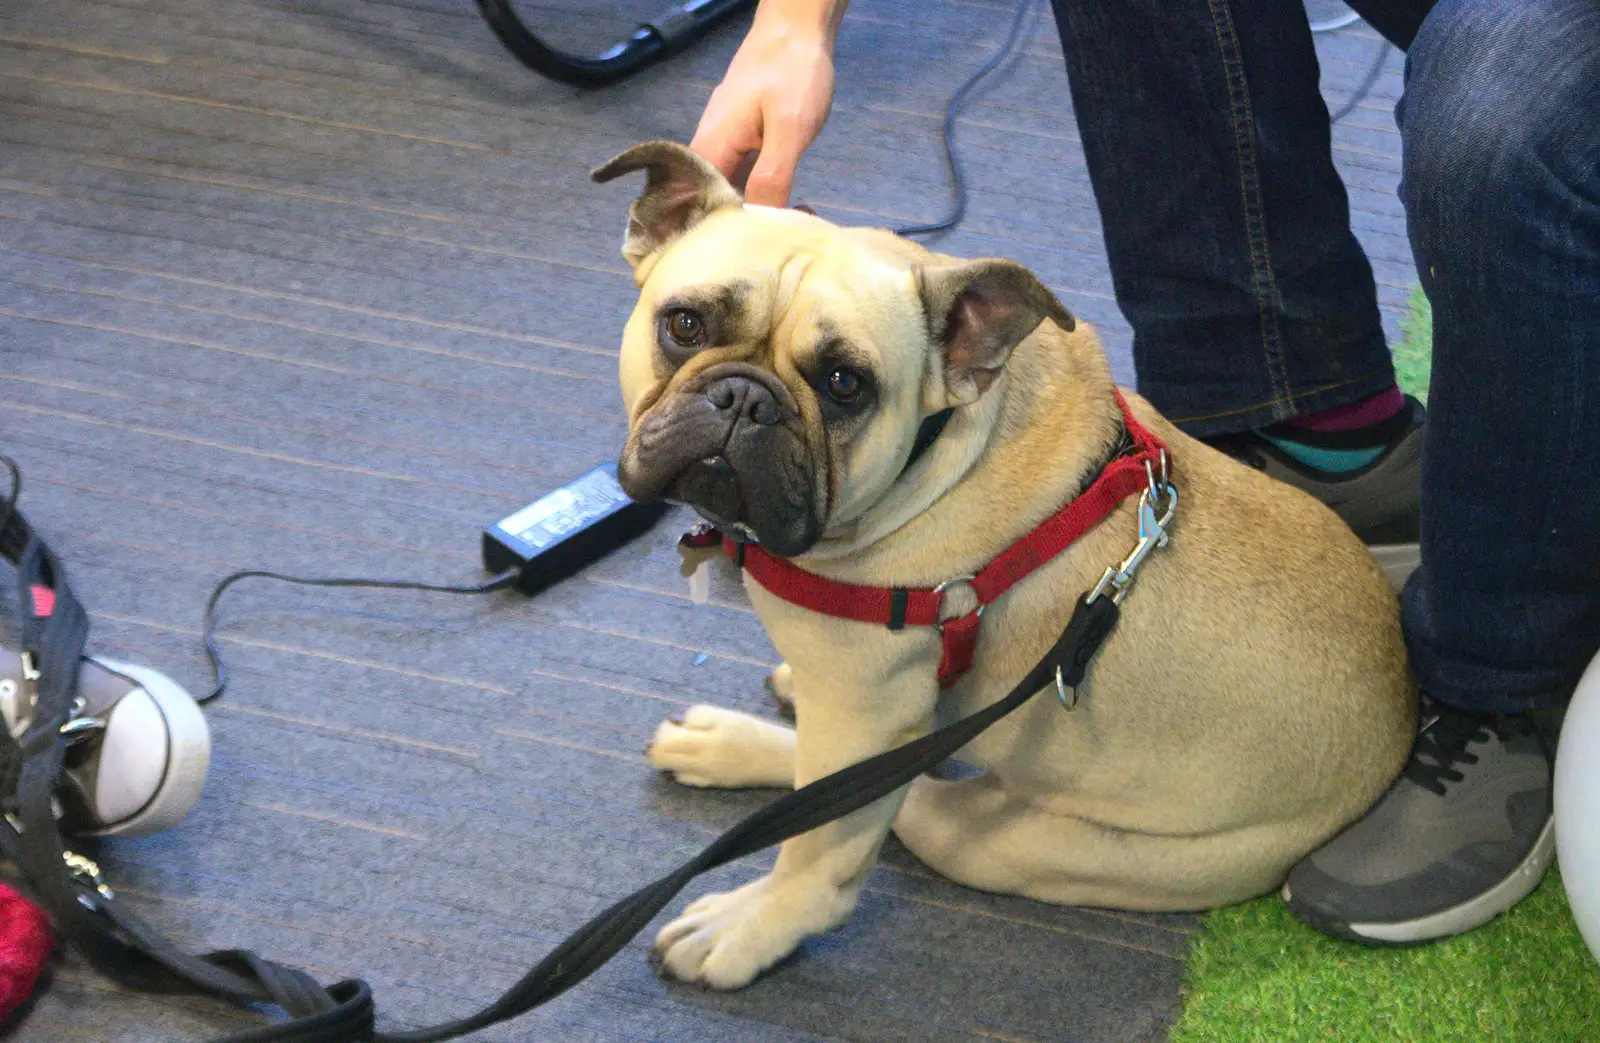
0, 648, 210, 837
1206, 395, 1425, 590
1282, 700, 1560, 944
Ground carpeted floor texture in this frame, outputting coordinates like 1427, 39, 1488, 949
0, 1, 1414, 1039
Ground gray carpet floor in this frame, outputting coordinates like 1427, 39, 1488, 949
0, 1, 1412, 1039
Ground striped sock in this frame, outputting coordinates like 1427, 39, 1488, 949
1261, 387, 1405, 474
1285, 386, 1404, 434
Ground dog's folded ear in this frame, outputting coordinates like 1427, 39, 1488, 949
918, 259, 1076, 406
592, 141, 742, 274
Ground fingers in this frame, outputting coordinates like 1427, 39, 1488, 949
729, 151, 758, 195
691, 112, 753, 185
742, 121, 804, 208
692, 110, 802, 207
690, 18, 833, 205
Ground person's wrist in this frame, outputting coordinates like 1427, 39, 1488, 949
750, 0, 844, 51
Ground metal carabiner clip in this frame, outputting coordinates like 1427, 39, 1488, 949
1087, 482, 1179, 606
1067, 456, 1180, 709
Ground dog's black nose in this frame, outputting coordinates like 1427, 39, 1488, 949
705, 375, 781, 427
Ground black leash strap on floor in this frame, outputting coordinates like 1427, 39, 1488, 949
0, 461, 1121, 1042
371, 592, 1119, 1043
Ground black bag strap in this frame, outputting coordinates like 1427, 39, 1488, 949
0, 466, 1122, 1043
0, 494, 377, 1040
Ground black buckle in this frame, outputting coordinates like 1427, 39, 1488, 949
887, 589, 909, 630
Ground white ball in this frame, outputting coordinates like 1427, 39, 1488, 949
1554, 650, 1600, 966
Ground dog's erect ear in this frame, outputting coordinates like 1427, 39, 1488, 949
918, 259, 1076, 406
591, 141, 742, 271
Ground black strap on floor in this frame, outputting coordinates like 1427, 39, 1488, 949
0, 465, 1121, 1042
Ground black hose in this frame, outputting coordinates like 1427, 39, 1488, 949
475, 0, 754, 88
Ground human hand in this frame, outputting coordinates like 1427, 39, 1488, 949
691, 4, 842, 207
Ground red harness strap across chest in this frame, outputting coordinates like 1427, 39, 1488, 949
685, 391, 1167, 689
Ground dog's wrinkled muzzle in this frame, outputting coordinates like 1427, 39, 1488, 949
619, 363, 822, 556
673, 455, 743, 529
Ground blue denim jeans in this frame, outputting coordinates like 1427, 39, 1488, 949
1049, 0, 1600, 713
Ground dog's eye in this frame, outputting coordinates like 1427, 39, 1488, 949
824, 367, 862, 405
663, 308, 706, 349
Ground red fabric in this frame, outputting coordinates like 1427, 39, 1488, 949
1284, 385, 1403, 433
28, 585, 54, 619
0, 883, 52, 1021
710, 391, 1166, 688
735, 547, 945, 627
936, 612, 984, 684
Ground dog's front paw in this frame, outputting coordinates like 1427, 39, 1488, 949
765, 662, 796, 717
653, 875, 846, 989
645, 705, 795, 789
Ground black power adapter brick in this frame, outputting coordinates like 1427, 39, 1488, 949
482, 462, 669, 595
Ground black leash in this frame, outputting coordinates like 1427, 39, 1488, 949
0, 458, 1125, 1041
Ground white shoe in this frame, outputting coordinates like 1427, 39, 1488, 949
0, 649, 210, 837
1555, 651, 1600, 967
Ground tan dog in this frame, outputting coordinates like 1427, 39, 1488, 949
593, 141, 1416, 990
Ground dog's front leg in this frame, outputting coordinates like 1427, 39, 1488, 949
653, 639, 938, 989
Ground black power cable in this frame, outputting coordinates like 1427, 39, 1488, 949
0, 454, 523, 707
894, 0, 1037, 237
1311, 4, 1391, 122
1328, 40, 1392, 122
200, 569, 516, 705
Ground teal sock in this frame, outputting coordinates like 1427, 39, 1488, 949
1260, 435, 1385, 473
1256, 388, 1412, 474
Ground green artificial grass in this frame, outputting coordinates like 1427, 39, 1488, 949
1393, 285, 1433, 404
1170, 287, 1600, 1043
1172, 869, 1600, 1043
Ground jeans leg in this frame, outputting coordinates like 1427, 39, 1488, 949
1398, 0, 1600, 713
1048, 0, 1396, 437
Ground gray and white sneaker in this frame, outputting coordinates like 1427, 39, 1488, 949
1207, 396, 1426, 591
0, 648, 210, 837
1282, 702, 1559, 944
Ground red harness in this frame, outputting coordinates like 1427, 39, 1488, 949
683, 391, 1167, 689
